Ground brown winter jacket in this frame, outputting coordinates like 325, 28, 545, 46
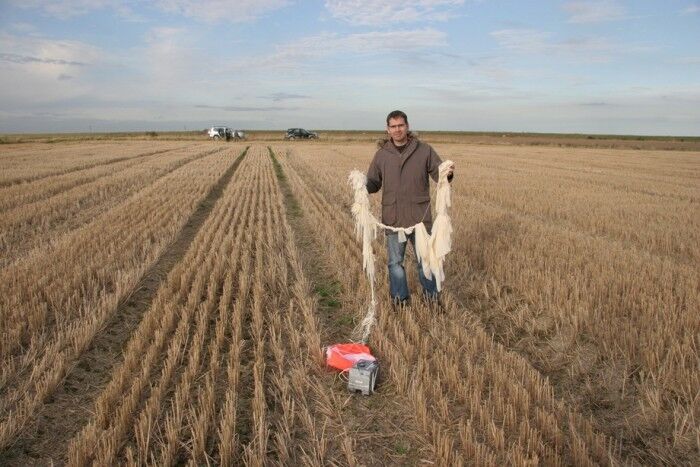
366, 136, 444, 230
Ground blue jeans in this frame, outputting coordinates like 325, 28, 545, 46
387, 232, 438, 302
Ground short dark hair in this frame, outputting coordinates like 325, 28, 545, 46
386, 110, 408, 126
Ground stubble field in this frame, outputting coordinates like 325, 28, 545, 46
0, 138, 697, 466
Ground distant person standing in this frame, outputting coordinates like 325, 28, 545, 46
365, 110, 454, 306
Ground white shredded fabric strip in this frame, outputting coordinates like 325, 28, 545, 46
348, 160, 454, 342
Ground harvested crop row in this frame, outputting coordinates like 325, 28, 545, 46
279, 149, 615, 465
225, 149, 359, 464
0, 141, 188, 186
443, 155, 699, 265
0, 144, 191, 213
0, 147, 242, 451
263, 149, 365, 464
460, 153, 700, 203
0, 145, 222, 267
447, 195, 699, 464
67, 147, 256, 465
67, 146, 357, 465
440, 144, 700, 186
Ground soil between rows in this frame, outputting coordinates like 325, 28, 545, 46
1, 147, 248, 466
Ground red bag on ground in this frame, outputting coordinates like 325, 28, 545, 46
325, 343, 375, 371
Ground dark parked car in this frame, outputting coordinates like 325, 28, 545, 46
285, 128, 318, 140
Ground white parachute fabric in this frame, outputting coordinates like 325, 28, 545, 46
348, 170, 378, 289
348, 160, 454, 342
348, 170, 379, 343
415, 161, 454, 291
413, 222, 431, 276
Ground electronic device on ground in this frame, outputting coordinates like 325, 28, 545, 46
347, 359, 379, 395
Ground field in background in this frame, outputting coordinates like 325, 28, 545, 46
0, 139, 697, 465
2, 129, 700, 151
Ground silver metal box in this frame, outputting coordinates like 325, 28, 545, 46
347, 359, 379, 395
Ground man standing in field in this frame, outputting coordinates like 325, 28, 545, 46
366, 110, 454, 306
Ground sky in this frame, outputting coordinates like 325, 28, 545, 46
1, 1, 699, 135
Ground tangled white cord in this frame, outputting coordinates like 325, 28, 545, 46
348, 160, 454, 342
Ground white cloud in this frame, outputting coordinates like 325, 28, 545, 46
563, 1, 626, 23
324, 0, 464, 26
0, 27, 208, 114
6, 0, 134, 20
490, 28, 655, 62
0, 34, 103, 109
0, 33, 101, 74
5, 0, 288, 22
238, 28, 448, 70
682, 5, 700, 14
154, 0, 290, 22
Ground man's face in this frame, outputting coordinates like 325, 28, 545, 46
387, 117, 409, 145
